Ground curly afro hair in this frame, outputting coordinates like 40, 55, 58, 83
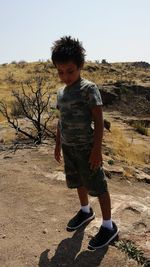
51, 36, 86, 67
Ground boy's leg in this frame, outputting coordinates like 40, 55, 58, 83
62, 145, 95, 231
98, 191, 111, 219
77, 186, 89, 206
66, 186, 95, 231
77, 187, 111, 219
98, 191, 112, 229
88, 191, 119, 250
77, 186, 91, 213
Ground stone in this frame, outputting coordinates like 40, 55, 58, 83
135, 169, 150, 184
98, 85, 120, 106
43, 228, 48, 234
45, 171, 66, 181
103, 162, 124, 174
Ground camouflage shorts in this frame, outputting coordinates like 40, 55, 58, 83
62, 144, 108, 197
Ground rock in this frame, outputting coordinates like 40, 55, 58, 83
103, 162, 124, 175
45, 171, 66, 181
43, 228, 48, 234
98, 81, 150, 115
98, 85, 120, 106
135, 169, 150, 184
3, 156, 12, 159
84, 64, 99, 72
132, 61, 150, 68
34, 206, 47, 212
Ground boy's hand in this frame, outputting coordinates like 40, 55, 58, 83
54, 145, 61, 163
89, 146, 103, 170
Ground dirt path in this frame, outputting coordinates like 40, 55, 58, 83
0, 142, 149, 267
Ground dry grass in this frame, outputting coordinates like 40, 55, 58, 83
0, 62, 59, 106
0, 61, 150, 160
1, 61, 150, 105
106, 124, 150, 165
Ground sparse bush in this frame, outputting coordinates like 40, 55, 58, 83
11, 61, 17, 65
129, 121, 149, 136
134, 123, 148, 136
10, 100, 25, 118
17, 61, 27, 68
5, 72, 16, 84
95, 60, 100, 64
19, 60, 27, 64
33, 65, 43, 73
115, 240, 147, 265
2, 63, 8, 67
101, 59, 107, 64
0, 76, 56, 144
26, 69, 33, 74
108, 159, 114, 165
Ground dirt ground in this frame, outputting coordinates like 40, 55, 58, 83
0, 139, 149, 267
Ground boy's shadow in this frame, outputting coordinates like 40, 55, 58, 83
39, 224, 108, 267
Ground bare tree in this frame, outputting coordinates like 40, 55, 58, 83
0, 76, 56, 144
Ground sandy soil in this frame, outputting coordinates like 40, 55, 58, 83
0, 139, 149, 267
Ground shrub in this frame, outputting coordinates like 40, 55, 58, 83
132, 121, 148, 136
10, 100, 25, 118
0, 76, 56, 144
115, 240, 146, 265
11, 61, 17, 65
135, 124, 148, 135
108, 159, 114, 165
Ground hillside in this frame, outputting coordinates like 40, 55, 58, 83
0, 60, 150, 118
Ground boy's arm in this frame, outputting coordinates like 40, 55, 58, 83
54, 120, 61, 162
89, 105, 104, 170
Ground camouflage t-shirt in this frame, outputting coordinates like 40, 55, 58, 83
57, 78, 103, 146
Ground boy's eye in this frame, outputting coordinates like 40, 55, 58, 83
68, 70, 74, 74
58, 70, 74, 75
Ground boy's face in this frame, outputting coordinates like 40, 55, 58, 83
55, 61, 82, 86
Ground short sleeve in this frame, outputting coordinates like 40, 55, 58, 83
87, 84, 103, 108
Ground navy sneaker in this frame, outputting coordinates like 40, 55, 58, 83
67, 208, 95, 231
88, 221, 119, 250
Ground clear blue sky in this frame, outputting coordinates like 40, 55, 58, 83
0, 0, 150, 64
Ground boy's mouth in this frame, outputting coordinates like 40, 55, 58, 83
64, 80, 72, 85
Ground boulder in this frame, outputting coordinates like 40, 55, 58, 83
135, 169, 150, 184
98, 85, 120, 106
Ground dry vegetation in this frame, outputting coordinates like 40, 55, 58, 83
0, 60, 150, 166
0, 60, 150, 109
106, 124, 150, 165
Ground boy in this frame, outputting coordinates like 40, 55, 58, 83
51, 36, 118, 250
